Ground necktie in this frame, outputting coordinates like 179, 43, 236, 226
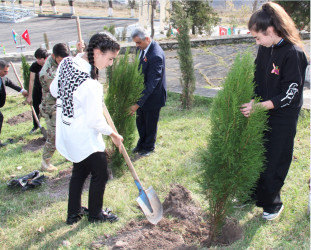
140, 50, 145, 64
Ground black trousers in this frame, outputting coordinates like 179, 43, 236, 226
254, 113, 299, 213
136, 107, 161, 151
32, 86, 42, 129
0, 110, 3, 135
68, 151, 109, 218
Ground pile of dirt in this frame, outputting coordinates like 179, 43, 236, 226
92, 184, 243, 249
7, 111, 32, 125
22, 137, 46, 151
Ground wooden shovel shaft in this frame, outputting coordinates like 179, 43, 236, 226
10, 62, 43, 129
102, 103, 142, 184
76, 16, 83, 43
10, 61, 24, 89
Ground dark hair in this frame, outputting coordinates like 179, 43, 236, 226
34, 48, 48, 59
248, 2, 303, 49
86, 32, 120, 80
52, 43, 70, 58
0, 60, 9, 69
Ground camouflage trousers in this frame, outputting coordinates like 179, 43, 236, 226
42, 110, 56, 160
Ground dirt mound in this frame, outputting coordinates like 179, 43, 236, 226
22, 137, 46, 151
93, 184, 243, 249
7, 111, 32, 125
162, 184, 203, 223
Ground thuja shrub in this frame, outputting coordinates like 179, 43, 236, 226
105, 48, 144, 169
171, 1, 196, 110
200, 52, 268, 244
21, 55, 30, 91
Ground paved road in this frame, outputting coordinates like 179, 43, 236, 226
0, 16, 136, 53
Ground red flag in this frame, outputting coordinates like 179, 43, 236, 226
219, 27, 227, 36
21, 29, 31, 45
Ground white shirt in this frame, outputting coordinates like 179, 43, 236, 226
139, 39, 152, 59
50, 53, 113, 163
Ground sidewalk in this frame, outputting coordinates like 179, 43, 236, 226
6, 39, 310, 110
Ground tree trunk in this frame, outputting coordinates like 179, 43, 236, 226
150, 0, 157, 38
192, 25, 195, 35
129, 0, 135, 9
252, 0, 258, 13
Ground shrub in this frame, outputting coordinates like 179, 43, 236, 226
172, 1, 196, 110
200, 52, 268, 244
21, 55, 30, 91
105, 48, 144, 170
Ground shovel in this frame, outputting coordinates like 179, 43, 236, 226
10, 62, 47, 139
102, 103, 163, 225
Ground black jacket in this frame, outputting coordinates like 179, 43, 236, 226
254, 40, 308, 117
0, 77, 22, 107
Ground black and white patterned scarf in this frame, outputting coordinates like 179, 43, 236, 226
56, 57, 90, 125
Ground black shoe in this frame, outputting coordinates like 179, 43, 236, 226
66, 206, 89, 225
132, 146, 142, 153
0, 142, 7, 147
88, 208, 119, 223
29, 127, 38, 134
139, 149, 154, 156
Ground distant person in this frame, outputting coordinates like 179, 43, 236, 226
39, 0, 57, 14
0, 60, 28, 147
240, 2, 308, 220
50, 33, 123, 225
130, 27, 167, 156
26, 48, 48, 134
39, 43, 69, 172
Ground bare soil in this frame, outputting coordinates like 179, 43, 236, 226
92, 184, 243, 249
7, 111, 32, 125
22, 137, 46, 151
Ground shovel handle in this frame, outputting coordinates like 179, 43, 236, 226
76, 16, 83, 43
10, 61, 24, 89
102, 103, 142, 184
31, 106, 42, 129
10, 62, 43, 129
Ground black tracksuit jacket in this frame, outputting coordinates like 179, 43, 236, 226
253, 39, 308, 211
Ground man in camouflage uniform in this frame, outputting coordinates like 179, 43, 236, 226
39, 43, 69, 172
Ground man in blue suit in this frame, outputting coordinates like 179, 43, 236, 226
130, 27, 167, 156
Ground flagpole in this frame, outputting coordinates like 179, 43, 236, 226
20, 35, 22, 55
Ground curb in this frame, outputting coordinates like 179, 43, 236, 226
38, 13, 141, 21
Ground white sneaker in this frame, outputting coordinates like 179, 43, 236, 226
262, 205, 284, 221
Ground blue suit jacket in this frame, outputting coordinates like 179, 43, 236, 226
137, 40, 167, 111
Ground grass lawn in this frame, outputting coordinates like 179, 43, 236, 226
0, 92, 309, 249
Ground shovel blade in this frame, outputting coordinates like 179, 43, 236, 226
136, 186, 163, 225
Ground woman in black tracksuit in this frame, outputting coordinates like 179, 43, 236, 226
240, 2, 308, 220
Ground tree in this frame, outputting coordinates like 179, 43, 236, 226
200, 52, 268, 245
129, 0, 135, 17
274, 1, 310, 31
171, 1, 196, 109
252, 0, 258, 13
105, 48, 144, 171
171, 0, 219, 35
150, 0, 157, 38
21, 55, 30, 91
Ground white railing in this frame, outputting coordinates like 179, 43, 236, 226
0, 5, 35, 23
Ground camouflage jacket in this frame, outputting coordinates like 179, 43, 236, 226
39, 55, 58, 114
